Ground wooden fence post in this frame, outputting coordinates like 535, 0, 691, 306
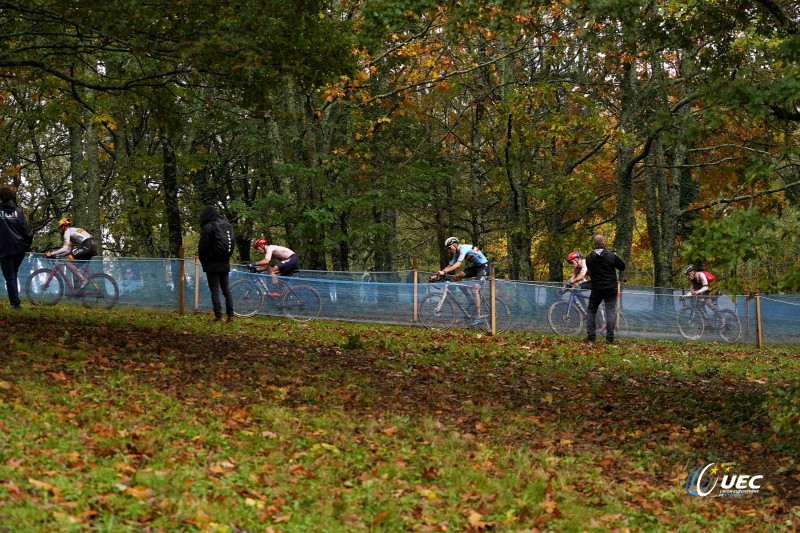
412, 255, 418, 322
755, 294, 763, 348
489, 263, 496, 336
178, 247, 185, 315
194, 257, 201, 312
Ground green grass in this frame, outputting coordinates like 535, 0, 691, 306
0, 305, 799, 531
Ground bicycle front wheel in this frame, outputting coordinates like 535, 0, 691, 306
478, 297, 512, 334
676, 306, 704, 340
417, 293, 456, 331
717, 310, 742, 342
281, 284, 322, 322
81, 273, 119, 309
230, 279, 265, 318
25, 269, 64, 306
547, 300, 584, 336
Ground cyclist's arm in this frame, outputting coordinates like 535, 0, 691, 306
568, 261, 587, 284
254, 246, 275, 270
438, 260, 462, 276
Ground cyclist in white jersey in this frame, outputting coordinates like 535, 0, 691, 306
44, 217, 97, 289
250, 237, 298, 276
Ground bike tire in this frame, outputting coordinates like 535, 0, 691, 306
676, 306, 704, 340
547, 300, 584, 336
613, 310, 629, 338
478, 297, 512, 334
25, 269, 64, 306
81, 273, 119, 309
230, 279, 265, 318
417, 292, 456, 331
281, 284, 322, 322
717, 310, 742, 342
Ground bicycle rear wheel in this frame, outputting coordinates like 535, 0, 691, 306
478, 297, 512, 334
547, 300, 584, 336
81, 273, 119, 309
676, 306, 704, 340
418, 292, 456, 331
25, 269, 64, 306
717, 310, 742, 342
230, 279, 265, 318
281, 284, 322, 322
613, 310, 629, 338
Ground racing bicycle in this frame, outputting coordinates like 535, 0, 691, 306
547, 286, 629, 338
417, 275, 511, 333
229, 268, 322, 322
676, 294, 741, 342
25, 258, 119, 309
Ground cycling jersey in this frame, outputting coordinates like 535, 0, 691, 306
262, 245, 295, 264
568, 259, 588, 284
689, 272, 710, 294
51, 227, 92, 257
449, 244, 487, 268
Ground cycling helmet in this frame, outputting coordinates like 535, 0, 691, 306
684, 265, 695, 275
57, 217, 71, 227
253, 237, 268, 249
444, 236, 459, 247
566, 252, 582, 262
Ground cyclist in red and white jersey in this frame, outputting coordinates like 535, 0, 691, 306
44, 217, 97, 289
250, 238, 298, 276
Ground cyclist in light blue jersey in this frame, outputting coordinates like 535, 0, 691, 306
428, 236, 488, 326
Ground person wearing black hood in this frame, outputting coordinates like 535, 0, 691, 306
198, 205, 234, 322
0, 186, 32, 309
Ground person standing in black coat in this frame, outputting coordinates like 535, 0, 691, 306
584, 234, 626, 344
198, 205, 234, 322
0, 186, 32, 309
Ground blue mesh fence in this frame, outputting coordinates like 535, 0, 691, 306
3, 255, 798, 345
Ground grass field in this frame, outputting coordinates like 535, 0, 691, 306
1, 305, 799, 532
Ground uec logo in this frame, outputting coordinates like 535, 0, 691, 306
685, 463, 763, 497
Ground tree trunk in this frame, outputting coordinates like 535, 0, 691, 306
613, 62, 638, 264
161, 135, 183, 257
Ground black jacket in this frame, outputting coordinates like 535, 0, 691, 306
198, 205, 231, 273
586, 248, 625, 290
0, 202, 32, 258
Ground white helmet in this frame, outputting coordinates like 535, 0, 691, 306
444, 236, 459, 247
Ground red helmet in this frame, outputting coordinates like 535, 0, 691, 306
253, 237, 268, 249
566, 252, 582, 262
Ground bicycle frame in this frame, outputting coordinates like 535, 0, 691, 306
42, 260, 88, 295
431, 280, 482, 320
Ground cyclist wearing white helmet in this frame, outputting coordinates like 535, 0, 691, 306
428, 236, 489, 326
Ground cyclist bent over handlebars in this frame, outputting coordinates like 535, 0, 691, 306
43, 217, 97, 290
428, 236, 488, 327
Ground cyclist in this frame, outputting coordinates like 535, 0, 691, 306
250, 238, 298, 276
683, 265, 720, 314
44, 217, 97, 290
564, 252, 590, 290
428, 236, 488, 326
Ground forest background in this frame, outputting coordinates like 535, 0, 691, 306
2, 0, 799, 293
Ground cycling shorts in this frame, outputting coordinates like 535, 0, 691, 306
463, 263, 488, 281
70, 239, 98, 261
277, 254, 299, 276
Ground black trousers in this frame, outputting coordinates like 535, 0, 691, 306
206, 272, 233, 318
0, 253, 25, 307
586, 287, 618, 340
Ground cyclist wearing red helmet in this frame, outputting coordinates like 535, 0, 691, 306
564, 251, 589, 289
250, 238, 298, 276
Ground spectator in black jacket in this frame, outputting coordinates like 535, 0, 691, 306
198, 205, 234, 322
584, 234, 626, 344
0, 186, 32, 309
